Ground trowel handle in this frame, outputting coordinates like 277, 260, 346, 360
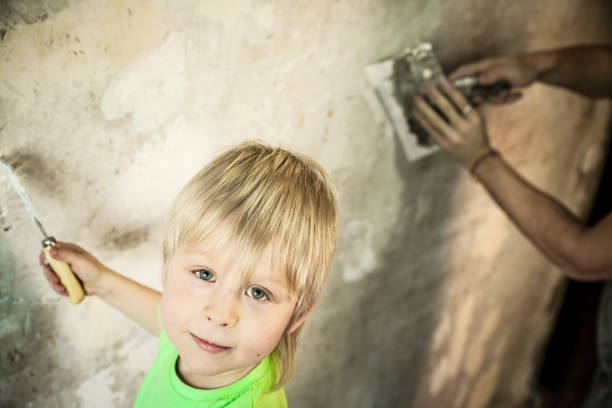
471, 80, 511, 97
43, 240, 85, 305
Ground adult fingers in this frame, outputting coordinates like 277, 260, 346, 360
412, 109, 448, 149
449, 60, 494, 81
440, 80, 472, 116
413, 96, 456, 139
424, 86, 464, 126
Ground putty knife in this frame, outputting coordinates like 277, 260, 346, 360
365, 42, 509, 161
1, 160, 85, 304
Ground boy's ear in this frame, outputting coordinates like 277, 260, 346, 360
287, 303, 316, 334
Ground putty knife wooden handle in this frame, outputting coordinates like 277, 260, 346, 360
0, 160, 85, 305
43, 237, 85, 304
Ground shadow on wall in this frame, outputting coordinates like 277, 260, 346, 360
290, 1, 542, 403
353, 139, 463, 408
290, 133, 463, 408
0, 242, 64, 405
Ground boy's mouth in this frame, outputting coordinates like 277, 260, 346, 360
190, 333, 231, 354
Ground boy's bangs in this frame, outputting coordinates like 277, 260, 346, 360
168, 204, 296, 291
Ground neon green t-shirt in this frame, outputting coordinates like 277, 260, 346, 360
133, 330, 288, 408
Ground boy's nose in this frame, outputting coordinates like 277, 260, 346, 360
202, 293, 239, 328
205, 310, 238, 327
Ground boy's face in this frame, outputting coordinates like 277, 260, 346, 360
160, 228, 302, 389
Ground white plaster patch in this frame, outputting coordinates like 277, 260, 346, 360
454, 382, 470, 408
100, 33, 186, 133
429, 357, 449, 396
464, 307, 501, 376
254, 4, 276, 31
578, 142, 605, 175
75, 367, 120, 408
448, 292, 476, 377
104, 239, 165, 291
85, 118, 222, 238
432, 312, 451, 351
467, 363, 501, 408
472, 211, 508, 261
118, 332, 158, 367
181, 0, 254, 26
342, 220, 378, 282
58, 298, 126, 355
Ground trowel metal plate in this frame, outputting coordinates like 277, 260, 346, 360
365, 43, 446, 161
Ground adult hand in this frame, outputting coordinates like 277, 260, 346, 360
412, 80, 493, 170
39, 242, 109, 297
450, 55, 539, 105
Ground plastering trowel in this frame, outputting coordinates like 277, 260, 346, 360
365, 42, 509, 161
1, 160, 85, 304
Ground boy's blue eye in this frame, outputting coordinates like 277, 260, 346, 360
246, 286, 268, 301
194, 269, 215, 282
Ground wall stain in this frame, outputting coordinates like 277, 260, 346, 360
1, 151, 66, 200
105, 225, 151, 250
0, 0, 73, 28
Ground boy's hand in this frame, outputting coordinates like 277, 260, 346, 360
450, 55, 538, 105
39, 242, 108, 297
412, 80, 491, 170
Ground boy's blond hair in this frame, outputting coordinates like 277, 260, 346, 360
163, 141, 337, 389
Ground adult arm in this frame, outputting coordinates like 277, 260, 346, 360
40, 242, 162, 336
412, 81, 612, 280
451, 45, 612, 100
472, 153, 612, 280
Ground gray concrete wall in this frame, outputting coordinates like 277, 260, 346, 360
1, 1, 611, 407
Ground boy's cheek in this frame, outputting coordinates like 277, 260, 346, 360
159, 297, 169, 333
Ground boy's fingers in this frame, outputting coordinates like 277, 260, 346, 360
42, 265, 67, 295
47, 242, 81, 263
42, 265, 58, 283
52, 281, 67, 295
39, 250, 47, 266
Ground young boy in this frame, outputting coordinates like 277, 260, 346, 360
40, 141, 338, 407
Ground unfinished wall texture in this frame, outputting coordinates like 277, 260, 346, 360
1, 1, 612, 407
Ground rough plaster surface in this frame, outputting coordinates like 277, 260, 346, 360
1, 1, 611, 407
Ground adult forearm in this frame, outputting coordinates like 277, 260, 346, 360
411, 81, 612, 279
95, 269, 162, 336
472, 153, 589, 278
526, 46, 612, 97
